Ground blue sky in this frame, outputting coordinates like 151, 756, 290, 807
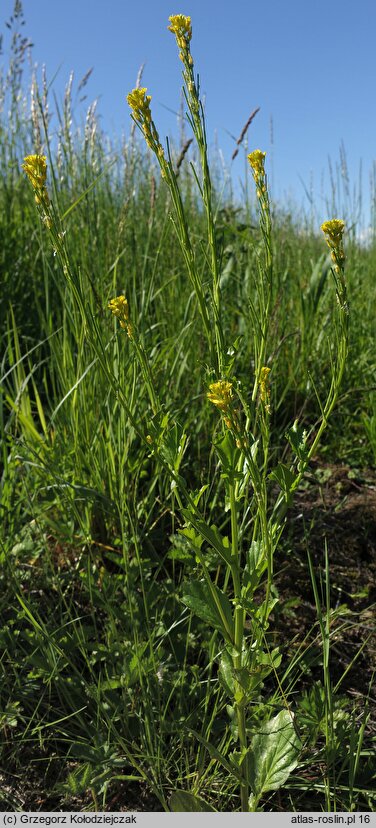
2, 0, 375, 228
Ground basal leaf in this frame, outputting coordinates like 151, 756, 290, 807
249, 709, 301, 802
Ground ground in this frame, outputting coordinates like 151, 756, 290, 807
1, 461, 375, 812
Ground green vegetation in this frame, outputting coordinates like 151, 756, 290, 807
1, 4, 375, 813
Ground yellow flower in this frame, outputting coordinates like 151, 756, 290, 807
207, 380, 233, 412
22, 154, 47, 190
321, 219, 346, 292
127, 87, 166, 162
168, 14, 192, 47
247, 149, 266, 178
321, 219, 345, 246
127, 87, 152, 123
259, 366, 271, 411
22, 154, 50, 213
108, 295, 133, 338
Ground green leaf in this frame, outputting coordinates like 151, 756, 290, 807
213, 430, 240, 471
269, 463, 296, 503
254, 596, 279, 626
220, 646, 282, 700
159, 422, 187, 470
219, 648, 234, 695
180, 509, 234, 567
249, 709, 301, 806
297, 682, 326, 741
178, 525, 204, 551
243, 540, 267, 593
181, 579, 234, 643
169, 791, 216, 812
190, 484, 209, 507
286, 421, 309, 465
256, 647, 282, 671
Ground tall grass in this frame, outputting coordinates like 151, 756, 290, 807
1, 3, 375, 813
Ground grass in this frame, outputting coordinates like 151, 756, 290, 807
0, 3, 375, 813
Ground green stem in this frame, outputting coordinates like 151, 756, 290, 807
196, 113, 224, 374
229, 481, 249, 811
251, 184, 273, 404
130, 114, 216, 369
165, 159, 216, 369
132, 337, 159, 416
236, 701, 249, 812
181, 57, 225, 375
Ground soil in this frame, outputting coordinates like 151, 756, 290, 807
270, 460, 376, 811
277, 460, 376, 693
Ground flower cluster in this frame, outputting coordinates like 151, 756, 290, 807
108, 295, 133, 339
168, 14, 192, 49
207, 380, 236, 430
127, 88, 165, 162
321, 219, 345, 273
247, 149, 266, 179
21, 155, 49, 205
207, 380, 233, 411
168, 14, 193, 67
321, 219, 347, 312
127, 88, 152, 125
321, 219, 345, 248
259, 366, 271, 413
247, 150, 267, 200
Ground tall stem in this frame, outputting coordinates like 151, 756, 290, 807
230, 482, 249, 811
